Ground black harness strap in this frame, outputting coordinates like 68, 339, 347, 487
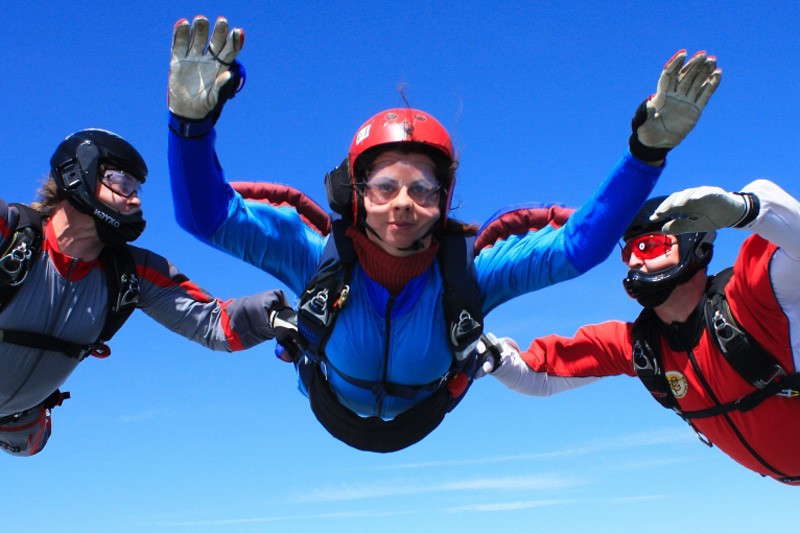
301, 363, 451, 453
632, 269, 799, 420
294, 218, 485, 452
0, 204, 139, 359
704, 268, 786, 389
0, 389, 70, 426
0, 204, 43, 310
631, 308, 680, 411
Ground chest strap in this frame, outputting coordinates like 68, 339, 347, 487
632, 269, 799, 420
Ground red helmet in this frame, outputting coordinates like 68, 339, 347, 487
325, 108, 456, 224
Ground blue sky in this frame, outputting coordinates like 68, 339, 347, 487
3, 1, 799, 531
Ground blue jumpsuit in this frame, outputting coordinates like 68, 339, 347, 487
169, 127, 663, 419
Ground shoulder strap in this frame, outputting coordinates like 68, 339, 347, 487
703, 268, 787, 389
0, 204, 44, 310
297, 217, 354, 356
95, 245, 139, 346
438, 233, 483, 363
631, 308, 680, 410
0, 242, 138, 360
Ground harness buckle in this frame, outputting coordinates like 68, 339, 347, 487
450, 310, 481, 359
301, 287, 331, 326
0, 240, 33, 286
632, 339, 658, 374
117, 273, 140, 309
753, 365, 786, 389
711, 309, 746, 354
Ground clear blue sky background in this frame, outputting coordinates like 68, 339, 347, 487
3, 1, 799, 531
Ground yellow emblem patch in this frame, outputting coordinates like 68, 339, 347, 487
665, 371, 688, 399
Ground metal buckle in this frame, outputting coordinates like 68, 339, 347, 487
117, 273, 140, 309
753, 365, 786, 389
632, 339, 658, 373
712, 309, 746, 354
450, 310, 480, 351
0, 241, 33, 286
301, 288, 330, 326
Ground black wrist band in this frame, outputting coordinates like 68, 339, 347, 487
732, 192, 760, 228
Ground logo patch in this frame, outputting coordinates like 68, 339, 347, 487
355, 124, 371, 145
666, 371, 688, 399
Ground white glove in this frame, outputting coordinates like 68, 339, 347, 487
630, 50, 721, 161
651, 186, 758, 233
169, 15, 243, 120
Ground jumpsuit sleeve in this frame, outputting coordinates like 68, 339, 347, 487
475, 152, 663, 312
493, 321, 636, 396
168, 128, 324, 295
131, 245, 290, 351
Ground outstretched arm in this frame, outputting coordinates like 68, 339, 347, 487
483, 322, 635, 396
477, 50, 722, 309
168, 15, 245, 239
134, 246, 297, 352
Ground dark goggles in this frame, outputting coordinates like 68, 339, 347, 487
620, 233, 676, 263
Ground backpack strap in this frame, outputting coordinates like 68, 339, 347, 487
439, 233, 483, 362
631, 308, 680, 410
703, 268, 788, 389
95, 245, 139, 346
297, 217, 354, 356
632, 270, 800, 422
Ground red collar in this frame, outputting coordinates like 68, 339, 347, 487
346, 226, 439, 296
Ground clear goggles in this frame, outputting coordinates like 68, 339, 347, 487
100, 168, 142, 198
361, 176, 441, 207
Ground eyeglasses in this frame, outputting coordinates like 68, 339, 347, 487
100, 168, 142, 198
360, 177, 441, 207
620, 234, 676, 262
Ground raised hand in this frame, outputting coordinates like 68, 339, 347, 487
629, 50, 722, 162
168, 15, 244, 121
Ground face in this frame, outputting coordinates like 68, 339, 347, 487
621, 233, 679, 273
95, 167, 142, 215
362, 151, 441, 256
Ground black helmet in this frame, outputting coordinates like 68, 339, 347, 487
50, 129, 146, 245
622, 196, 715, 308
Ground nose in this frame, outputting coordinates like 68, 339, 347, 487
391, 185, 413, 209
627, 253, 644, 269
125, 193, 142, 211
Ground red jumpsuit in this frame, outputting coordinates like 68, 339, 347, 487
510, 180, 800, 482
